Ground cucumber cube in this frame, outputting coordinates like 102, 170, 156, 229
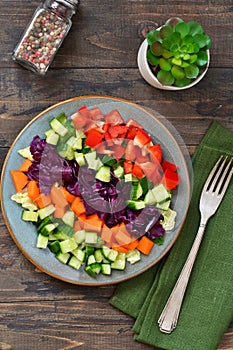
68, 256, 82, 270
71, 248, 86, 262
62, 210, 75, 227
38, 205, 56, 220
85, 231, 98, 245
36, 233, 49, 249
101, 264, 111, 275
56, 252, 70, 264
73, 230, 86, 244
111, 253, 126, 270
21, 210, 38, 222
152, 184, 171, 203
59, 239, 78, 254
95, 166, 111, 182
87, 254, 96, 265
74, 152, 86, 166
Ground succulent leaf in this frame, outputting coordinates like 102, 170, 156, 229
162, 32, 181, 50
174, 77, 191, 87
187, 21, 204, 35
147, 49, 160, 66
159, 25, 173, 39
159, 57, 172, 71
196, 51, 208, 66
184, 64, 199, 79
162, 49, 174, 59
157, 70, 175, 86
171, 65, 185, 80
151, 41, 163, 56
165, 17, 184, 27
145, 18, 210, 87
175, 22, 190, 38
147, 30, 161, 45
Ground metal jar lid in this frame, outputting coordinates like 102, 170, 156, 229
57, 0, 79, 11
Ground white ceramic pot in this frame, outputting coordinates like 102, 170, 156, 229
137, 38, 210, 91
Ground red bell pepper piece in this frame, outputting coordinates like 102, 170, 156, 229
148, 144, 163, 163
134, 129, 152, 146
132, 164, 144, 178
85, 128, 104, 148
161, 160, 178, 172
162, 168, 180, 190
124, 161, 133, 174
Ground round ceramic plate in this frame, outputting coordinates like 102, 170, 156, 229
1, 96, 191, 286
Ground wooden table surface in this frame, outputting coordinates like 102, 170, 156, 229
0, 1, 232, 349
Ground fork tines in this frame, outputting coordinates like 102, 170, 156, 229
205, 156, 233, 195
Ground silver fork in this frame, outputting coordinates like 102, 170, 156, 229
158, 155, 233, 334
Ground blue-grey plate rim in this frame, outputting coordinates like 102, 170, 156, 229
0, 95, 191, 286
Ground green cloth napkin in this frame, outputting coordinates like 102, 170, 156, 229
110, 121, 233, 350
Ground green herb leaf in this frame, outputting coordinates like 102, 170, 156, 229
152, 235, 165, 245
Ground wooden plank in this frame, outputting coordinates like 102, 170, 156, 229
0, 1, 232, 68
0, 67, 232, 152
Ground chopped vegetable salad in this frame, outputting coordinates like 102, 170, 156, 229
10, 105, 179, 277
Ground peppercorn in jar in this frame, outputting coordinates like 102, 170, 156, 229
12, 0, 79, 75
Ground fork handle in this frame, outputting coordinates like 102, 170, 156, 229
158, 221, 207, 334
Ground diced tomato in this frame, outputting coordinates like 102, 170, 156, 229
108, 124, 128, 138
84, 120, 101, 133
162, 168, 180, 190
134, 145, 143, 158
126, 126, 138, 140
95, 142, 108, 154
162, 160, 178, 172
134, 129, 152, 146
78, 105, 92, 119
112, 144, 125, 160
136, 155, 150, 163
71, 112, 89, 129
88, 107, 103, 120
125, 140, 136, 161
85, 128, 104, 148
104, 132, 114, 146
126, 118, 142, 129
103, 122, 110, 132
104, 109, 124, 125
150, 168, 163, 185
132, 164, 144, 178
124, 161, 133, 174
140, 162, 159, 182
148, 144, 163, 163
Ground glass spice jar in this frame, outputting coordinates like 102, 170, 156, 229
12, 0, 79, 75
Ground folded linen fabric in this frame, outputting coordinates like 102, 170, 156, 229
110, 121, 233, 350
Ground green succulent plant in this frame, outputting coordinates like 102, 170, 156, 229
146, 18, 211, 87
